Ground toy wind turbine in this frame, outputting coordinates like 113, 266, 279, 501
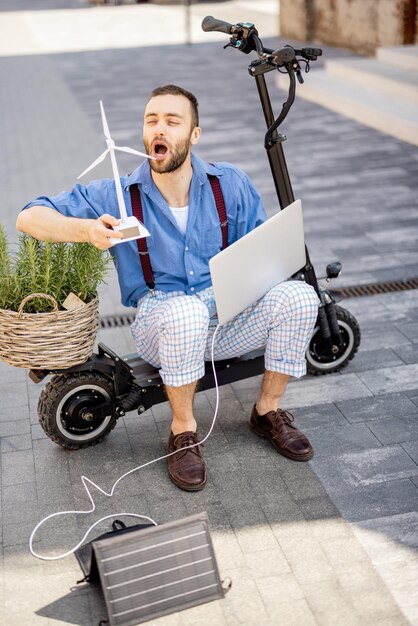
78, 101, 154, 245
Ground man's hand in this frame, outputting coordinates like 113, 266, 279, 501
87, 214, 123, 249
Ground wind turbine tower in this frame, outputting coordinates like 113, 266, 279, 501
78, 101, 154, 245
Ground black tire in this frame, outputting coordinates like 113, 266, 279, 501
38, 372, 118, 449
306, 305, 361, 375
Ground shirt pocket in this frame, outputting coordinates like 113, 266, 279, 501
200, 222, 223, 260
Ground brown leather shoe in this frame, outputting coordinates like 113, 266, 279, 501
167, 431, 206, 491
249, 405, 313, 461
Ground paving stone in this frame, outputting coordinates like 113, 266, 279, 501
291, 402, 349, 429
406, 390, 418, 406
0, 403, 30, 424
401, 604, 418, 626
281, 373, 373, 409
0, 433, 32, 453
1, 449, 35, 486
259, 495, 306, 526
30, 423, 48, 440
350, 596, 407, 625
4, 569, 95, 626
317, 534, 370, 566
313, 445, 418, 489
1, 482, 39, 524
299, 579, 360, 625
354, 511, 418, 557
358, 363, 418, 395
0, 419, 30, 439
336, 393, 417, 423
180, 598, 226, 626
224, 498, 271, 530
277, 533, 335, 585
234, 525, 280, 554
367, 414, 418, 445
37, 483, 77, 514
394, 344, 418, 365
376, 557, 418, 611
310, 522, 359, 556
343, 347, 404, 372
185, 498, 231, 534
297, 495, 340, 521
228, 432, 280, 461
212, 531, 246, 572
321, 479, 418, 522
401, 439, 418, 464
353, 524, 409, 569
304, 423, 381, 456
0, 382, 30, 410
396, 322, 418, 343
2, 520, 43, 548
32, 436, 60, 452
241, 546, 291, 578
290, 556, 336, 587
219, 569, 270, 623
145, 495, 190, 527
230, 374, 266, 403
178, 478, 224, 516
333, 560, 397, 596
356, 326, 412, 351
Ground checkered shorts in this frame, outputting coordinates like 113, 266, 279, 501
131, 281, 319, 387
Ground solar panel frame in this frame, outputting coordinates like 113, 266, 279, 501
93, 512, 224, 626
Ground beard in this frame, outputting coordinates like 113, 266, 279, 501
144, 135, 191, 174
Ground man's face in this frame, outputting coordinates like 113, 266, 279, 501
143, 94, 200, 174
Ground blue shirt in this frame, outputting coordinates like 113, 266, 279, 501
23, 154, 266, 307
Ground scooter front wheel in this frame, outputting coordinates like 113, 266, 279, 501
306, 305, 360, 375
38, 372, 118, 449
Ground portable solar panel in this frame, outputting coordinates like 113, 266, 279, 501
92, 512, 224, 625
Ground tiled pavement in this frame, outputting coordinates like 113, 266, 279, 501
1, 2, 418, 625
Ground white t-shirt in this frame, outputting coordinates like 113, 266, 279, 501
169, 205, 189, 235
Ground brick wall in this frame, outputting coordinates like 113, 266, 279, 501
280, 0, 415, 54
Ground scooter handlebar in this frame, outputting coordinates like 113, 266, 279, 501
201, 15, 234, 34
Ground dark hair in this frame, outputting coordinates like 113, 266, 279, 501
148, 85, 199, 128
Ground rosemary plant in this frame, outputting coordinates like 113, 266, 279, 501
0, 224, 111, 313
0, 225, 11, 310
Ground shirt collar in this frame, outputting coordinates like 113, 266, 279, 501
122, 153, 223, 191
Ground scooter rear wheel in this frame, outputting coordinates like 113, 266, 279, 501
306, 305, 360, 375
38, 372, 118, 449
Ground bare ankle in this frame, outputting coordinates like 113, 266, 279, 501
171, 417, 197, 435
255, 402, 277, 417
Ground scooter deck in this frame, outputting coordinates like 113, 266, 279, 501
120, 348, 266, 412
124, 348, 265, 390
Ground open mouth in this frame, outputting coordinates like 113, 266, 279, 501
153, 142, 168, 160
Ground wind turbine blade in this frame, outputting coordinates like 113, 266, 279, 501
100, 100, 111, 140
114, 146, 155, 160
77, 149, 109, 179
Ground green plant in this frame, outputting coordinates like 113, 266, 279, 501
0, 225, 11, 309
0, 224, 111, 313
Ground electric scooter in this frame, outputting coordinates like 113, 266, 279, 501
31, 16, 360, 450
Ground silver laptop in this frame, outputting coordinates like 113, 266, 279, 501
209, 199, 306, 325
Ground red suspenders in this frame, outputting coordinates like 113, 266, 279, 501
129, 183, 155, 290
208, 174, 228, 250
129, 175, 228, 291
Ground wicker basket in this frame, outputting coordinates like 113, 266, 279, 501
0, 293, 99, 369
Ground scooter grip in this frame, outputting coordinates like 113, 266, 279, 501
201, 16, 234, 34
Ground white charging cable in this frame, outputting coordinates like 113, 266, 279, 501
29, 324, 221, 561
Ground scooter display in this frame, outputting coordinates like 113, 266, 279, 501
31, 16, 360, 450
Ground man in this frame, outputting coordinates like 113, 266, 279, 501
17, 85, 319, 492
